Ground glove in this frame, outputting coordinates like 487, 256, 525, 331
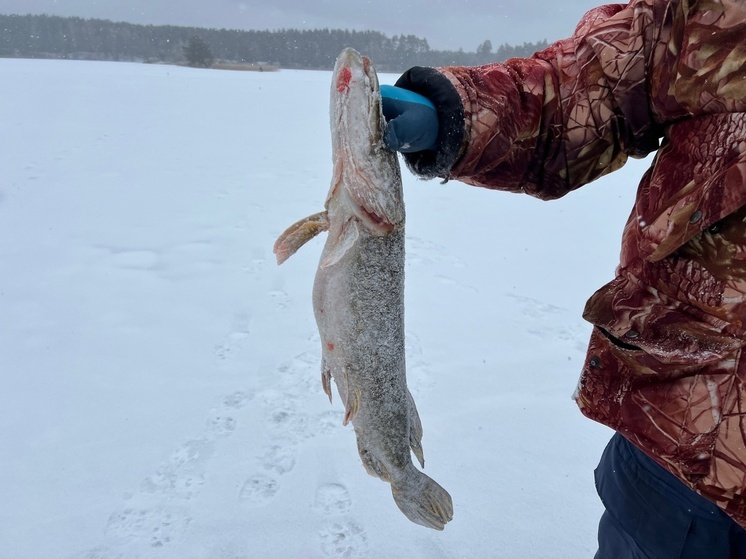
380, 84, 438, 153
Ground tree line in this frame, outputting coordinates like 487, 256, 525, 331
0, 13, 549, 71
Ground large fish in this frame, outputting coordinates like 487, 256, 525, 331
273, 48, 453, 530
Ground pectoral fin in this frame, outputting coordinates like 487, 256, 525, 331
273, 211, 329, 265
321, 218, 359, 268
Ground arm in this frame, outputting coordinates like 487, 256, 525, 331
398, 0, 669, 199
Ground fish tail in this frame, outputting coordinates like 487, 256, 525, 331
391, 465, 453, 531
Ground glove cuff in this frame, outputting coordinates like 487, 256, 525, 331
395, 67, 465, 180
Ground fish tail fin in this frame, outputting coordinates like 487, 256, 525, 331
391, 465, 453, 531
273, 211, 329, 264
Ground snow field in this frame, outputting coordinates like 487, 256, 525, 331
0, 58, 652, 558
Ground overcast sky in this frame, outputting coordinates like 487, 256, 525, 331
0, 0, 607, 51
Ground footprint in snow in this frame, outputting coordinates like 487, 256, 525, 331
139, 438, 215, 499
313, 483, 366, 559
270, 408, 311, 444
105, 505, 191, 548
238, 474, 280, 507
319, 522, 368, 559
277, 350, 322, 394
314, 484, 352, 515
214, 331, 251, 365
222, 390, 254, 409
205, 413, 237, 438
317, 409, 345, 435
259, 443, 296, 474
203, 390, 250, 440
258, 351, 324, 449
139, 470, 205, 500
269, 289, 291, 310
214, 307, 254, 369
90, 387, 253, 554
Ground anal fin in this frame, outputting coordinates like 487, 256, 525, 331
321, 368, 333, 403
407, 389, 425, 468
338, 365, 362, 426
342, 385, 361, 426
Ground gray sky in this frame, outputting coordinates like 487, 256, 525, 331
0, 0, 605, 51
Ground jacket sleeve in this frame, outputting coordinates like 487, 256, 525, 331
398, 0, 669, 199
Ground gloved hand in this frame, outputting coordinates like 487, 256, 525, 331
380, 84, 438, 153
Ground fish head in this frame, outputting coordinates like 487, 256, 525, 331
327, 48, 404, 234
330, 48, 381, 150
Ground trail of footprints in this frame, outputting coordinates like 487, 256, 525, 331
74, 343, 367, 557
315, 485, 368, 558
240, 350, 368, 557
101, 389, 254, 553
71, 291, 576, 557
73, 264, 438, 558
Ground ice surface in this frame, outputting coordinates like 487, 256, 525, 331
0, 58, 654, 558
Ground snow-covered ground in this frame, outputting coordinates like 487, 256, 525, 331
0, 58, 653, 558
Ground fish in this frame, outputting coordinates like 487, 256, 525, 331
273, 48, 453, 530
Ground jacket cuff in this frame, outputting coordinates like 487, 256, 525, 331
394, 67, 465, 180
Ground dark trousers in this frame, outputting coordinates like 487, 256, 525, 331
595, 433, 746, 559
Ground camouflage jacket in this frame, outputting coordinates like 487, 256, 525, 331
398, 0, 746, 528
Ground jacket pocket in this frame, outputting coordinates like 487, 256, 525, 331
577, 324, 740, 479
583, 275, 745, 369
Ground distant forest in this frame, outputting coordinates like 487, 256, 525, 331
0, 13, 549, 71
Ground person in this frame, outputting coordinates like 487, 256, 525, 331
380, 0, 746, 556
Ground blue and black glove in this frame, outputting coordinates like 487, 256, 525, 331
380, 84, 439, 153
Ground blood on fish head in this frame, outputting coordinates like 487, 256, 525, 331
331, 48, 378, 113
335, 54, 372, 94
336, 66, 352, 93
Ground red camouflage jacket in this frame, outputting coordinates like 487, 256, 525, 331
399, 0, 746, 528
